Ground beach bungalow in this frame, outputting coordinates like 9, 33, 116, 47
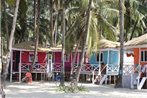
50, 39, 120, 83
89, 39, 120, 84
124, 34, 147, 89
125, 34, 147, 66
51, 47, 74, 81
10, 39, 120, 84
10, 41, 51, 82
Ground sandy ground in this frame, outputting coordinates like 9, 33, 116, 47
4, 81, 147, 98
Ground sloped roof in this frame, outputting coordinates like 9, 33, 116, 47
125, 34, 147, 47
51, 39, 119, 51
13, 41, 51, 51
99, 39, 119, 48
13, 39, 119, 52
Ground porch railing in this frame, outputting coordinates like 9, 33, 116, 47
20, 63, 47, 73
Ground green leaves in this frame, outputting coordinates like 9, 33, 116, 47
7, 0, 16, 7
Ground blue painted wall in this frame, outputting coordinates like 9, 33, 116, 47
89, 52, 98, 64
89, 50, 119, 66
109, 51, 119, 65
103, 51, 108, 64
89, 52, 99, 68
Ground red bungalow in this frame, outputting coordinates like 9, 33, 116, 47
10, 41, 50, 82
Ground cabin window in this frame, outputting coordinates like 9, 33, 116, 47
97, 53, 103, 62
29, 52, 38, 62
141, 50, 147, 62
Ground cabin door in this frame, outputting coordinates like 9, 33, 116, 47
13, 51, 20, 72
47, 53, 53, 76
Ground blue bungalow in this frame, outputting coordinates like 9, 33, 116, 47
89, 49, 119, 71
88, 39, 120, 84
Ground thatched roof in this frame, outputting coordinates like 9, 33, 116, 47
13, 39, 119, 52
99, 39, 119, 48
13, 41, 51, 51
51, 39, 119, 51
51, 39, 120, 51
125, 34, 147, 47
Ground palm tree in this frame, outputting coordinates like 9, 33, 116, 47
95, 0, 119, 41
2, 0, 9, 50
2, 0, 20, 97
115, 0, 124, 88
0, 2, 4, 96
60, 0, 65, 86
32, 0, 40, 68
49, 0, 55, 47
64, 0, 99, 83
124, 0, 146, 41
75, 0, 93, 82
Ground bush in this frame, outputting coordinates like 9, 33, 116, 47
57, 85, 89, 93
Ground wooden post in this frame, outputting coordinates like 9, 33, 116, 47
105, 50, 110, 84
138, 48, 141, 66
41, 72, 42, 81
35, 73, 37, 80
19, 51, 22, 82
107, 50, 110, 74
92, 67, 95, 84
110, 75, 111, 84
114, 75, 116, 84
98, 51, 101, 75
137, 48, 141, 87
10, 50, 13, 82
107, 50, 110, 65
77, 52, 79, 66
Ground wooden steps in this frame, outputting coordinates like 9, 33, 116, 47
137, 77, 147, 90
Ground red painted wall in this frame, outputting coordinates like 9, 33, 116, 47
134, 48, 139, 65
54, 52, 61, 63
54, 52, 72, 67
21, 51, 29, 63
134, 48, 147, 66
53, 51, 90, 72
38, 52, 47, 63
21, 51, 46, 64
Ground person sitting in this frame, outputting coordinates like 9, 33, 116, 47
22, 69, 32, 83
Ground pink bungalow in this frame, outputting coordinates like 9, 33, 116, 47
10, 42, 50, 82
51, 47, 83, 81
51, 45, 94, 81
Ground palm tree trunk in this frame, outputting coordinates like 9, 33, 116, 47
76, 0, 92, 83
115, 0, 124, 88
32, 0, 40, 68
2, 0, 9, 51
70, 40, 81, 84
125, 0, 130, 42
70, 42, 80, 76
2, 0, 20, 97
54, 14, 58, 47
0, 5, 3, 97
50, 0, 55, 47
33, 0, 37, 41
129, 19, 138, 40
60, 0, 65, 86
